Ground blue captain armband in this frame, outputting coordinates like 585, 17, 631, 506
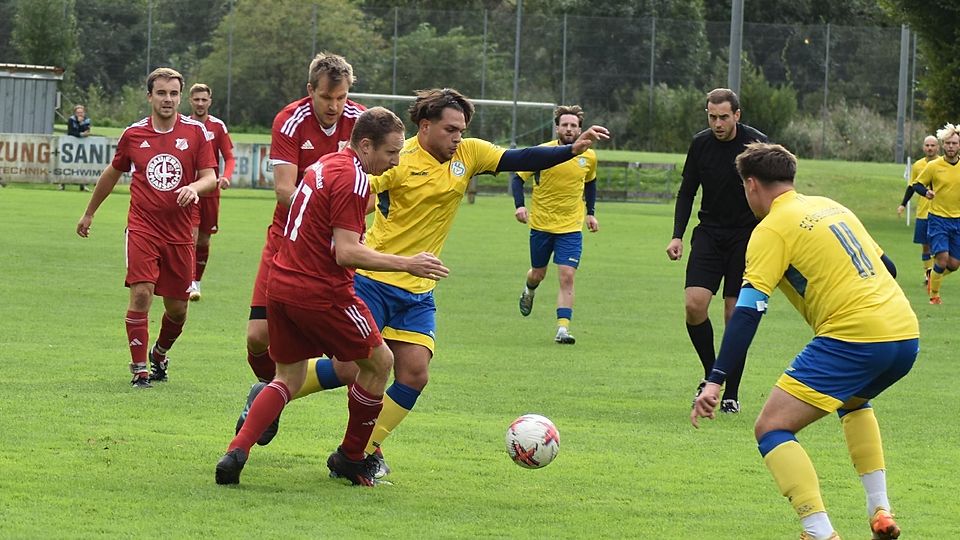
707, 285, 768, 385
735, 286, 769, 312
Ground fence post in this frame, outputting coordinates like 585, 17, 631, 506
392, 7, 399, 95
895, 24, 910, 164
820, 23, 831, 159
727, 0, 744, 94
561, 14, 567, 105
510, 0, 522, 148
648, 17, 656, 124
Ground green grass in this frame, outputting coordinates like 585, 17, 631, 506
0, 157, 956, 538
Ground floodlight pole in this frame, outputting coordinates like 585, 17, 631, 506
727, 0, 744, 94
895, 24, 910, 164
511, 0, 522, 148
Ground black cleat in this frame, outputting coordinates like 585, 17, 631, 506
327, 447, 377, 486
148, 348, 169, 382
234, 382, 281, 446
131, 374, 152, 389
215, 448, 248, 485
519, 290, 535, 316
719, 399, 741, 414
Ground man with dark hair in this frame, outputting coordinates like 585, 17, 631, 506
216, 107, 448, 487
234, 87, 609, 478
185, 82, 235, 303
513, 105, 599, 344
666, 87, 767, 414
77, 67, 218, 388
692, 142, 916, 540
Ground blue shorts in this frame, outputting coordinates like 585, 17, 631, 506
926, 214, 960, 258
776, 336, 918, 412
530, 230, 582, 269
912, 217, 928, 245
353, 273, 437, 353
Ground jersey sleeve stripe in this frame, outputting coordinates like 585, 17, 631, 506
353, 160, 368, 196
281, 105, 311, 137
343, 104, 364, 118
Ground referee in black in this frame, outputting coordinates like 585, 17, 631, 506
665, 88, 767, 415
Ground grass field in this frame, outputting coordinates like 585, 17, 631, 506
1, 156, 957, 538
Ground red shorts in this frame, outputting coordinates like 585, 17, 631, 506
250, 226, 283, 309
267, 297, 382, 364
125, 229, 194, 300
192, 194, 220, 235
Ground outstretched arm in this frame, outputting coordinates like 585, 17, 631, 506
496, 126, 610, 173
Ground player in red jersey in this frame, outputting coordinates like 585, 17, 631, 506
216, 107, 448, 487
77, 67, 218, 388
187, 83, 235, 302
245, 52, 365, 383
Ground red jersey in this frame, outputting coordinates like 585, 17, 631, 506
268, 96, 364, 229
268, 148, 370, 309
194, 114, 235, 198
112, 114, 217, 244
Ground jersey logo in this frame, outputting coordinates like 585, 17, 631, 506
139, 140, 151, 148
204, 130, 215, 141
145, 153, 184, 191
301, 140, 315, 150
451, 160, 466, 177
175, 138, 188, 151
578, 157, 586, 167
338, 140, 348, 152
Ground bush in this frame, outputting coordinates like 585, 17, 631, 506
778, 100, 895, 162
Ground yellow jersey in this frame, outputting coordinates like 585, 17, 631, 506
516, 140, 597, 233
743, 191, 918, 342
916, 156, 960, 218
910, 156, 934, 218
359, 136, 506, 293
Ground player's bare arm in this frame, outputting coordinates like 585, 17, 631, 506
273, 163, 298, 208
77, 165, 123, 237
586, 215, 599, 232
571, 126, 610, 155
515, 207, 528, 223
175, 168, 217, 206
332, 228, 449, 280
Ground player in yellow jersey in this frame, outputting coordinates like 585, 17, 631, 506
513, 105, 598, 344
233, 88, 609, 477
691, 143, 918, 540
911, 123, 960, 304
897, 135, 940, 285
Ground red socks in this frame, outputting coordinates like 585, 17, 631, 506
341, 383, 384, 461
195, 244, 209, 281
125, 310, 149, 369
247, 349, 276, 381
230, 381, 290, 453
154, 313, 185, 360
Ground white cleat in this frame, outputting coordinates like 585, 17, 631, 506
555, 327, 576, 345
188, 281, 202, 302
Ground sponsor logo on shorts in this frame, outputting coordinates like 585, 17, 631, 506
145, 153, 183, 191
568, 257, 579, 263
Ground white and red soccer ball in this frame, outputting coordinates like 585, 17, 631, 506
505, 414, 560, 469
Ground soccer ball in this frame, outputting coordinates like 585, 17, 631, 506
505, 414, 560, 469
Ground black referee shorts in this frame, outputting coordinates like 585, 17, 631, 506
685, 225, 753, 298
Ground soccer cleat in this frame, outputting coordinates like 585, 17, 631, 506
234, 382, 281, 446
369, 447, 391, 479
799, 532, 840, 540
188, 281, 201, 302
692, 379, 708, 407
327, 447, 377, 486
215, 448, 248, 485
929, 295, 942, 305
518, 290, 535, 316
148, 348, 169, 382
719, 399, 740, 414
130, 374, 152, 389
555, 327, 576, 344
870, 508, 900, 539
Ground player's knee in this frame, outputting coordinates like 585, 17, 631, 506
528, 267, 547, 283
246, 324, 269, 352
369, 346, 394, 377
396, 365, 429, 390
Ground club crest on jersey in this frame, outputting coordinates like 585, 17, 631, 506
205, 130, 215, 141
578, 157, 586, 167
145, 153, 184, 191
451, 160, 466, 177
175, 138, 189, 151
338, 140, 349, 152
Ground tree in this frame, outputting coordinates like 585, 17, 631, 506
880, 0, 960, 130
194, 0, 386, 127
12, 0, 80, 71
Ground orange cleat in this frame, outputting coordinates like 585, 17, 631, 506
930, 295, 943, 305
870, 508, 900, 539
